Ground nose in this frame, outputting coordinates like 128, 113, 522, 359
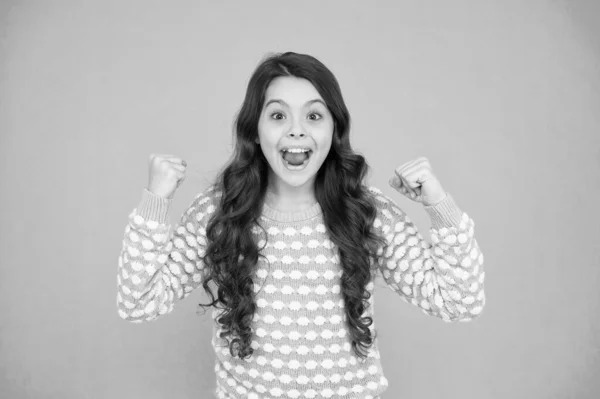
288, 115, 306, 138
288, 131, 305, 138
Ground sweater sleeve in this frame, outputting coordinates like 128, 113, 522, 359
116, 187, 217, 323
369, 186, 485, 322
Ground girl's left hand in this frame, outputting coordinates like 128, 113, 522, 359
388, 157, 448, 207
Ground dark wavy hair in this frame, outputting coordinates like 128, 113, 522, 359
197, 51, 388, 361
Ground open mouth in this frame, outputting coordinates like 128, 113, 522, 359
280, 149, 312, 168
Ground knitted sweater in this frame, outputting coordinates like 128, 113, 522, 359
116, 185, 485, 399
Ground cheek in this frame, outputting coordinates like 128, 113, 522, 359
318, 127, 334, 151
258, 120, 281, 140
257, 130, 277, 152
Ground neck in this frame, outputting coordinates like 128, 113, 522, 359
264, 187, 317, 213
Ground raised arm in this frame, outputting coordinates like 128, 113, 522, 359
116, 187, 216, 322
370, 187, 485, 322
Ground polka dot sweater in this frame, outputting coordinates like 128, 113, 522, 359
117, 185, 485, 399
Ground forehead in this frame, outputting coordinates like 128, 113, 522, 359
264, 76, 323, 104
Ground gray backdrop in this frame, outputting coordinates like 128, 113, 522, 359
1, 0, 599, 398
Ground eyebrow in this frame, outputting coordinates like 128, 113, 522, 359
264, 99, 326, 108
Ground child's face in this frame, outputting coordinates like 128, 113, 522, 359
257, 76, 334, 194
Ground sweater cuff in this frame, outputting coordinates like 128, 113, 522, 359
423, 193, 464, 230
135, 188, 172, 225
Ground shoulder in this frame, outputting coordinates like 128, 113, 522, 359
365, 185, 401, 210
364, 185, 407, 224
183, 184, 222, 224
193, 183, 222, 203
365, 185, 391, 203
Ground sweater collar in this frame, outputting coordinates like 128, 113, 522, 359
261, 198, 323, 223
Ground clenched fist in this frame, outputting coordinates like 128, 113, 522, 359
388, 156, 447, 207
147, 154, 187, 199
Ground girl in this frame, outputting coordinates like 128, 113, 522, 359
117, 52, 485, 399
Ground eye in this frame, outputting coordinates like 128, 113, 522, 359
269, 111, 323, 121
308, 112, 322, 121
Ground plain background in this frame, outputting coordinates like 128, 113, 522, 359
1, 1, 599, 398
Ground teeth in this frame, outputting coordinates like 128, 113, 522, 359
283, 148, 310, 153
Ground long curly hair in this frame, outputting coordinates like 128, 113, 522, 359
197, 51, 388, 361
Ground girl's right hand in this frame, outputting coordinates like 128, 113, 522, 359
147, 154, 187, 199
